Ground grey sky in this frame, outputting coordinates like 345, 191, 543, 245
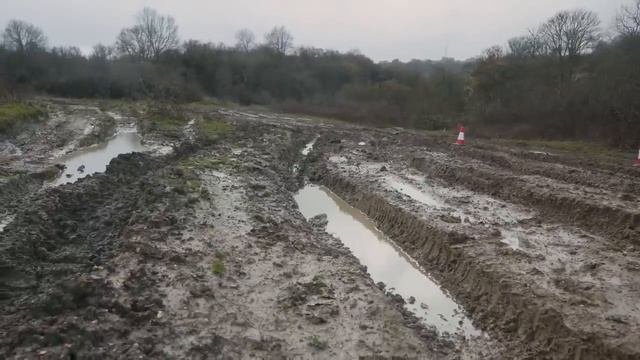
1, 0, 630, 61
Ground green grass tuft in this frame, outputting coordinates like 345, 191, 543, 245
211, 259, 225, 275
0, 103, 45, 134
197, 120, 234, 144
181, 155, 232, 170
495, 138, 625, 158
307, 335, 328, 350
149, 114, 190, 139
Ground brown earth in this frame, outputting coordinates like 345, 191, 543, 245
1, 100, 456, 359
301, 127, 640, 359
1, 99, 639, 359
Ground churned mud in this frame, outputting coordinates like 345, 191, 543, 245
51, 129, 146, 186
301, 126, 640, 359
1, 99, 639, 359
294, 184, 479, 338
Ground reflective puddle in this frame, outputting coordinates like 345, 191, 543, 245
51, 129, 146, 186
295, 184, 479, 337
301, 137, 319, 156
0, 214, 14, 233
386, 175, 444, 208
386, 174, 532, 229
499, 229, 522, 250
293, 137, 320, 174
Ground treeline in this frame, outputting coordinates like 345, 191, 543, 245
1, 3, 640, 147
469, 5, 640, 147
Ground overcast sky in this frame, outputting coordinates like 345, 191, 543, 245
1, 0, 630, 61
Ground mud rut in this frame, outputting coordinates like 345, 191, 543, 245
302, 128, 640, 360
1, 101, 639, 359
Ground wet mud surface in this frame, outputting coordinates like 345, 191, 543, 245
1, 99, 639, 359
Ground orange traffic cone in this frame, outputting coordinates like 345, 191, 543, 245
635, 147, 640, 167
455, 126, 465, 145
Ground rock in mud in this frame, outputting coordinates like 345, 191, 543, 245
308, 213, 328, 230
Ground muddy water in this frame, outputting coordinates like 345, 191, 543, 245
301, 136, 318, 156
293, 137, 319, 174
386, 176, 444, 208
386, 175, 477, 224
52, 129, 146, 186
0, 215, 14, 233
295, 185, 479, 337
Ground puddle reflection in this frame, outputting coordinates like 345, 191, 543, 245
295, 184, 479, 337
52, 129, 146, 186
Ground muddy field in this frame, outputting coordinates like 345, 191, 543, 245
1, 98, 639, 359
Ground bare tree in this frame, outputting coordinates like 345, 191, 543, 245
52, 46, 82, 58
615, 0, 640, 37
264, 26, 293, 54
507, 29, 547, 57
482, 45, 504, 60
116, 7, 179, 60
539, 9, 600, 85
2, 19, 47, 52
508, 36, 529, 57
540, 9, 600, 59
90, 44, 114, 61
117, 26, 148, 59
235, 29, 255, 52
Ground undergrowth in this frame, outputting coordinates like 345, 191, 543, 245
496, 138, 625, 158
0, 103, 45, 134
196, 119, 234, 144
149, 114, 190, 139
180, 155, 232, 170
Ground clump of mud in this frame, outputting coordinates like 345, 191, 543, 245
0, 152, 194, 358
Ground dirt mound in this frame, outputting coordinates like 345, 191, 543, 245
313, 165, 639, 359
0, 152, 189, 358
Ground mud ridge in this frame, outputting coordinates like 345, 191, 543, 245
310, 164, 638, 360
0, 167, 60, 213
472, 142, 640, 179
455, 146, 640, 194
0, 152, 196, 358
410, 157, 640, 246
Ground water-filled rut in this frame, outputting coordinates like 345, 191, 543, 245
52, 129, 146, 186
295, 184, 479, 337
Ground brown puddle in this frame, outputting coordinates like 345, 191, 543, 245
51, 129, 147, 186
295, 184, 480, 337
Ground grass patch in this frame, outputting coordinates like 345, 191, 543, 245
196, 119, 234, 144
307, 335, 328, 350
181, 155, 232, 170
189, 98, 236, 108
495, 138, 625, 158
185, 179, 202, 192
166, 166, 206, 199
0, 103, 45, 134
211, 259, 225, 275
149, 114, 190, 139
